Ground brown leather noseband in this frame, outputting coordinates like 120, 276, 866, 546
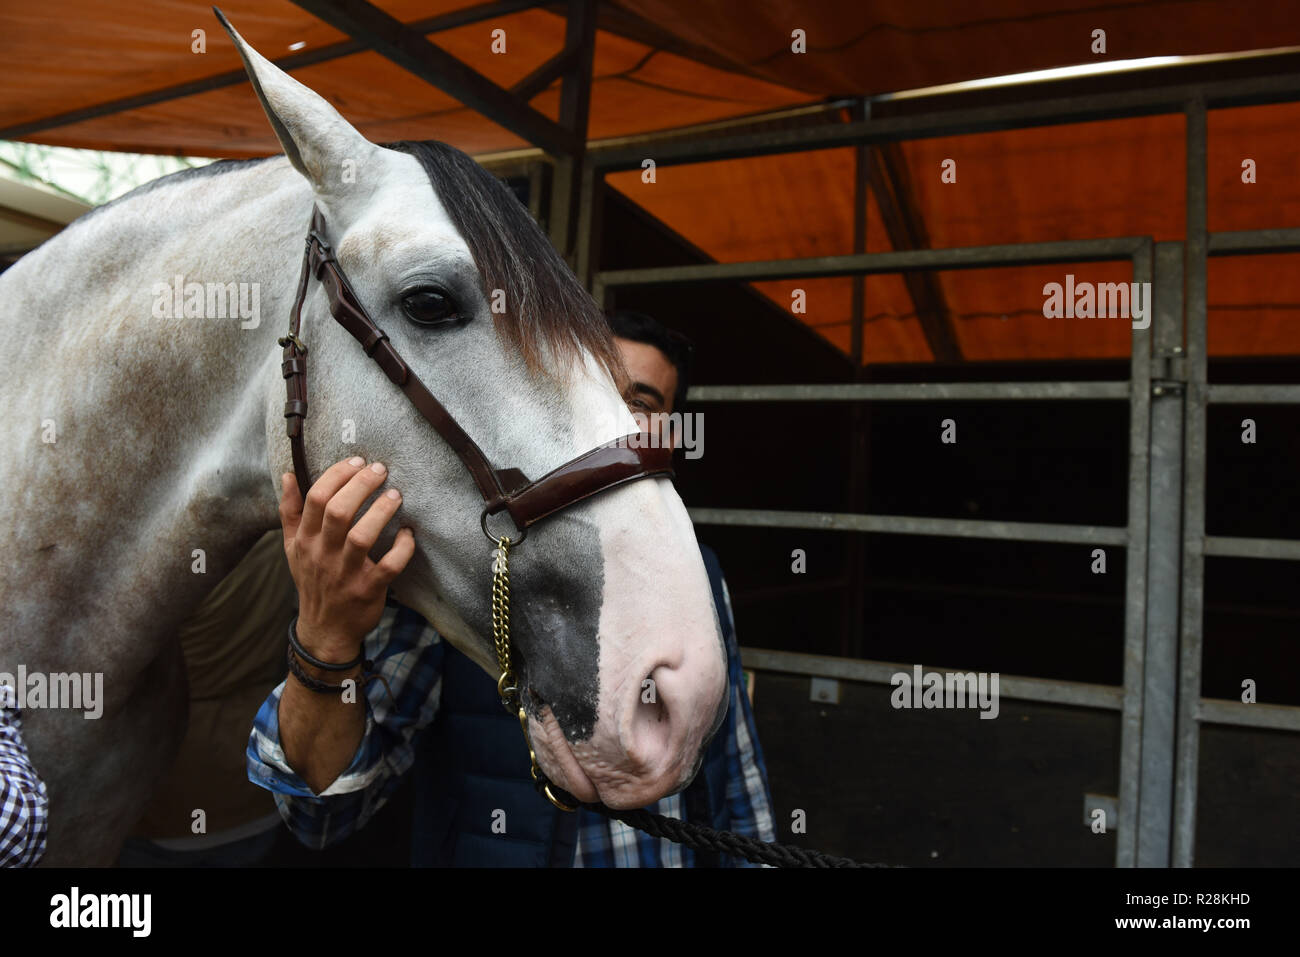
279, 207, 674, 544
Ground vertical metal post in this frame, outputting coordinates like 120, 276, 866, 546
1136, 241, 1187, 867
844, 99, 870, 658
575, 158, 604, 291
548, 0, 596, 262
849, 101, 869, 368
550, 161, 580, 264
1174, 98, 1209, 868
526, 158, 547, 227
1116, 239, 1153, 867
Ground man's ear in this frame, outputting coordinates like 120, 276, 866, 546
214, 7, 380, 206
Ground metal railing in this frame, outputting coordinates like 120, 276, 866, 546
574, 74, 1300, 868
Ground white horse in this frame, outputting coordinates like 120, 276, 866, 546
0, 16, 727, 865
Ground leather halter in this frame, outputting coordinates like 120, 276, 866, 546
280, 207, 674, 543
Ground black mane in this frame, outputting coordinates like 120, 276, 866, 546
386, 140, 620, 382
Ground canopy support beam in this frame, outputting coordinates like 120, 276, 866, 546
290, 0, 579, 156
867, 140, 962, 362
546, 0, 597, 262
0, 0, 549, 141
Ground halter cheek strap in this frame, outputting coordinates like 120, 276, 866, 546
280, 207, 674, 538
281, 206, 676, 811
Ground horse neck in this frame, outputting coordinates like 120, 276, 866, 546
0, 160, 306, 676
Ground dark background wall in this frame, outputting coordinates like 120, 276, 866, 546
602, 184, 1300, 867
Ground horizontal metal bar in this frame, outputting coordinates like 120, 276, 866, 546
1206, 385, 1300, 404
1198, 698, 1300, 733
738, 648, 1124, 711
687, 382, 1131, 402
1208, 227, 1300, 255
689, 507, 1129, 546
470, 101, 856, 167
595, 237, 1146, 291
591, 70, 1300, 171
1203, 536, 1300, 560
477, 155, 550, 179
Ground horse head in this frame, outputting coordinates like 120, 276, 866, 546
220, 14, 727, 809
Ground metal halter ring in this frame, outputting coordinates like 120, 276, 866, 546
518, 707, 579, 812
541, 782, 579, 813
481, 506, 527, 545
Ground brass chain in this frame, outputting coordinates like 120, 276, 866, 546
490, 535, 577, 812
490, 537, 516, 706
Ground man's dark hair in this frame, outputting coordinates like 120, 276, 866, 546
607, 310, 694, 413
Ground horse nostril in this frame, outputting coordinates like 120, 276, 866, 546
640, 674, 663, 712
623, 666, 677, 771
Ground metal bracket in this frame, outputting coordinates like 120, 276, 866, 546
1152, 345, 1187, 395
810, 677, 841, 705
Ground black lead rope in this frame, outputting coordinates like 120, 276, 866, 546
545, 783, 892, 869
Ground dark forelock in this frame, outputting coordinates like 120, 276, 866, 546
385, 140, 622, 386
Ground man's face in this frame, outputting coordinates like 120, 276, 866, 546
614, 336, 679, 449
615, 336, 678, 417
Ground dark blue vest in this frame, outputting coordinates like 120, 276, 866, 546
410, 544, 736, 867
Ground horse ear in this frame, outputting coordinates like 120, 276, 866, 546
214, 8, 377, 197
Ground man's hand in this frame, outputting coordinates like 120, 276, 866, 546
280, 457, 415, 663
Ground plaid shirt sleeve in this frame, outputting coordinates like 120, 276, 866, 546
715, 572, 776, 866
246, 603, 443, 849
0, 684, 48, 868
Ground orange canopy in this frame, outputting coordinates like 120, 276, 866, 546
5, 0, 1299, 363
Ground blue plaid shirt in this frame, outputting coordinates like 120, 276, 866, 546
248, 572, 775, 866
0, 684, 48, 868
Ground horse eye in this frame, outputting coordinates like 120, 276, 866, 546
401, 289, 460, 326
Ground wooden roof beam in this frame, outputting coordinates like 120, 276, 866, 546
290, 0, 579, 156
867, 140, 962, 362
0, 0, 549, 142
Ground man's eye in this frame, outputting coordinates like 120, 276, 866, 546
401, 289, 460, 326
